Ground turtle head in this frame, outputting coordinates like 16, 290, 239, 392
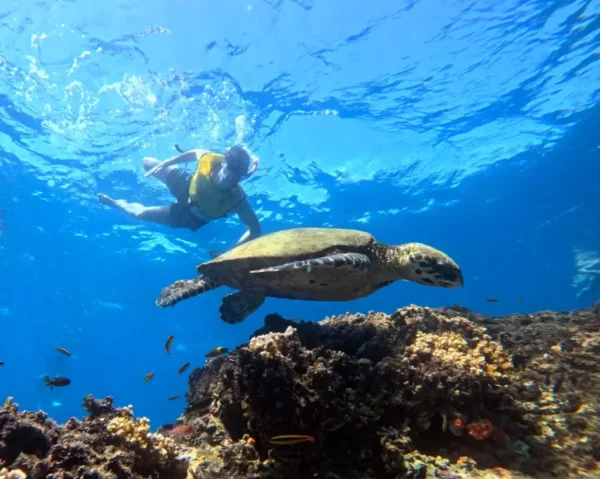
390, 243, 463, 288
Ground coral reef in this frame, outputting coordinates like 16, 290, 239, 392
183, 304, 600, 479
2, 303, 600, 478
0, 394, 191, 478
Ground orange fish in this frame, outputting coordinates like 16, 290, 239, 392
164, 424, 194, 436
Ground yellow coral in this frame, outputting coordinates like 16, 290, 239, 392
393, 305, 513, 379
2, 397, 18, 414
406, 330, 512, 378
107, 415, 151, 447
248, 326, 296, 358
0, 468, 27, 479
107, 409, 176, 461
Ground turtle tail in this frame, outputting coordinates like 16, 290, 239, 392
156, 276, 222, 308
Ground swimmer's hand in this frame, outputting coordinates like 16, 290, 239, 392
250, 158, 259, 175
245, 158, 259, 178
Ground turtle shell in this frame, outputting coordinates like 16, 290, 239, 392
193, 228, 381, 302
197, 227, 374, 274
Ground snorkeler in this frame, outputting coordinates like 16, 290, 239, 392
97, 145, 261, 254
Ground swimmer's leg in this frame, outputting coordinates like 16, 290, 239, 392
97, 194, 171, 225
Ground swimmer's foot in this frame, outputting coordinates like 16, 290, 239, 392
97, 194, 147, 218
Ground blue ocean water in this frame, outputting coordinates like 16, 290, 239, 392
0, 0, 598, 429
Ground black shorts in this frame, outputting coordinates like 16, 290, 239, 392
165, 169, 208, 231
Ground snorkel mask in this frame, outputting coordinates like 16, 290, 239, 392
216, 156, 258, 186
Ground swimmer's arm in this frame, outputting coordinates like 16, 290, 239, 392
231, 199, 262, 248
145, 149, 209, 177
162, 149, 209, 167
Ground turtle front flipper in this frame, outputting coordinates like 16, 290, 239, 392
219, 291, 265, 324
249, 253, 371, 274
156, 276, 222, 308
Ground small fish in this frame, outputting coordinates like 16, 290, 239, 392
321, 414, 348, 432
269, 434, 315, 445
517, 298, 523, 303
178, 362, 190, 374
165, 335, 174, 354
143, 371, 154, 382
163, 424, 194, 436
205, 346, 228, 358
268, 447, 301, 462
185, 396, 213, 415
486, 298, 499, 303
56, 346, 71, 357
441, 412, 448, 432
168, 395, 181, 401
43, 376, 71, 391
0, 361, 4, 367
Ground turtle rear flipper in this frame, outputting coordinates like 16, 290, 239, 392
219, 291, 265, 324
249, 252, 371, 274
156, 276, 221, 308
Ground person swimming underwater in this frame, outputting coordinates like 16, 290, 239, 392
97, 145, 261, 254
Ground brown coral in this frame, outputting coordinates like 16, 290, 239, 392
0, 394, 189, 479
186, 306, 536, 478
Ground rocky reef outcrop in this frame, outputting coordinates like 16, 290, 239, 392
2, 303, 600, 478
0, 395, 193, 479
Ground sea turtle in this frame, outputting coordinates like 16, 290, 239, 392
155, 227, 463, 324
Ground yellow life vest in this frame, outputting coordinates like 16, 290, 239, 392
188, 152, 246, 219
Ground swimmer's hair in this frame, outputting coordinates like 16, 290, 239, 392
225, 146, 251, 175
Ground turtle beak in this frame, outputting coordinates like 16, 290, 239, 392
434, 259, 463, 288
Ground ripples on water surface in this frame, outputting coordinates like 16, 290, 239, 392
0, 0, 598, 423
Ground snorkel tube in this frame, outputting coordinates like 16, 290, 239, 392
173, 144, 259, 179
245, 156, 259, 178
